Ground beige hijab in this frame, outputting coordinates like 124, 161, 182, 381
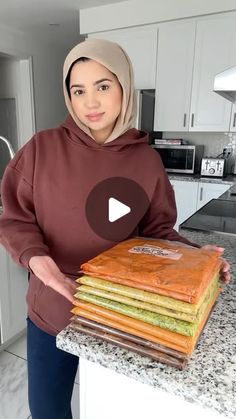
63, 38, 137, 143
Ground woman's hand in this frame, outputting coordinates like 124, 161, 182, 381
202, 245, 231, 284
29, 255, 77, 303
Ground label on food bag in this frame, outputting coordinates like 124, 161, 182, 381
128, 244, 182, 260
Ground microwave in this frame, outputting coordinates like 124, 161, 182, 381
152, 145, 204, 174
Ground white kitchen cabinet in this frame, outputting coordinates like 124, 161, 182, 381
88, 26, 158, 89
155, 15, 236, 132
170, 180, 198, 230
170, 179, 231, 230
154, 21, 196, 132
196, 182, 230, 210
79, 358, 224, 419
190, 17, 236, 132
229, 104, 236, 132
0, 244, 28, 345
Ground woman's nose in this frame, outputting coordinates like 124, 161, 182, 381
85, 92, 100, 108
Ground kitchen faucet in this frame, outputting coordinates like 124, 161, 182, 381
0, 135, 15, 159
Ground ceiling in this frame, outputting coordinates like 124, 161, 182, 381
0, 0, 126, 47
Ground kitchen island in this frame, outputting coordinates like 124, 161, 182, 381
56, 208, 236, 419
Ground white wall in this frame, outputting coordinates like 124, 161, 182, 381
80, 0, 236, 34
32, 47, 69, 131
0, 57, 18, 97
0, 57, 19, 149
0, 25, 79, 138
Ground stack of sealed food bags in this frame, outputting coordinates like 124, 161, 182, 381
71, 238, 222, 370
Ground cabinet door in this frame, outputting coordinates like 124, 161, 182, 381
229, 104, 236, 132
170, 180, 198, 230
154, 21, 195, 132
221, 216, 236, 234
0, 245, 28, 344
190, 16, 236, 132
196, 182, 230, 210
88, 27, 158, 89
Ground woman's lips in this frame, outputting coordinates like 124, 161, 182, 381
86, 112, 105, 122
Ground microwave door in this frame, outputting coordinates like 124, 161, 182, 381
157, 148, 195, 173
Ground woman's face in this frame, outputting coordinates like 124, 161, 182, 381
69, 59, 122, 144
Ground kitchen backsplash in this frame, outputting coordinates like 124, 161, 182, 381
163, 132, 231, 157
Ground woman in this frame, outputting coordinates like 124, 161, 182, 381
0, 39, 230, 419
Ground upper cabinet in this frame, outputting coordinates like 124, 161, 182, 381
89, 13, 236, 132
88, 27, 158, 89
190, 17, 236, 132
155, 15, 236, 132
154, 21, 196, 132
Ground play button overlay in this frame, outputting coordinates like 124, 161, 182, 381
86, 177, 150, 242
109, 198, 131, 222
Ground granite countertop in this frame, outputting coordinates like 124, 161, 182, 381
168, 173, 236, 185
57, 229, 236, 419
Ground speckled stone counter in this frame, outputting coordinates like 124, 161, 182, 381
57, 229, 236, 419
168, 173, 236, 185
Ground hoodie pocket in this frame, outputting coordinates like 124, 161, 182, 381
26, 273, 45, 313
26, 272, 72, 331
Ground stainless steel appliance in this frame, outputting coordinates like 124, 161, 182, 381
0, 135, 15, 158
135, 89, 162, 143
200, 157, 226, 177
0, 135, 15, 179
225, 155, 236, 175
152, 144, 204, 174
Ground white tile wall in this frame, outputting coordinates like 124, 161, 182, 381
164, 131, 231, 157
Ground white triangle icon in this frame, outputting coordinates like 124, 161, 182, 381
108, 197, 131, 222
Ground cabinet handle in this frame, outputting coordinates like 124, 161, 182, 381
199, 187, 203, 201
191, 113, 194, 127
233, 112, 236, 128
183, 113, 187, 127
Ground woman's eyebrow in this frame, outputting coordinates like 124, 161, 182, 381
70, 78, 113, 89
94, 78, 113, 85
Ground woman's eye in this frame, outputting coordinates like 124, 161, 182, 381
73, 89, 84, 96
98, 84, 110, 92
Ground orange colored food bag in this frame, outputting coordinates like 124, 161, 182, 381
81, 238, 221, 303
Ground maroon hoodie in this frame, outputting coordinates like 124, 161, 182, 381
0, 116, 196, 335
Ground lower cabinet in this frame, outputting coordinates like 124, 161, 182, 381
170, 179, 231, 230
79, 358, 223, 419
196, 182, 230, 210
170, 180, 198, 230
0, 245, 28, 345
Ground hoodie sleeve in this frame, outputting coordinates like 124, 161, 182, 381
0, 138, 50, 269
138, 164, 200, 248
